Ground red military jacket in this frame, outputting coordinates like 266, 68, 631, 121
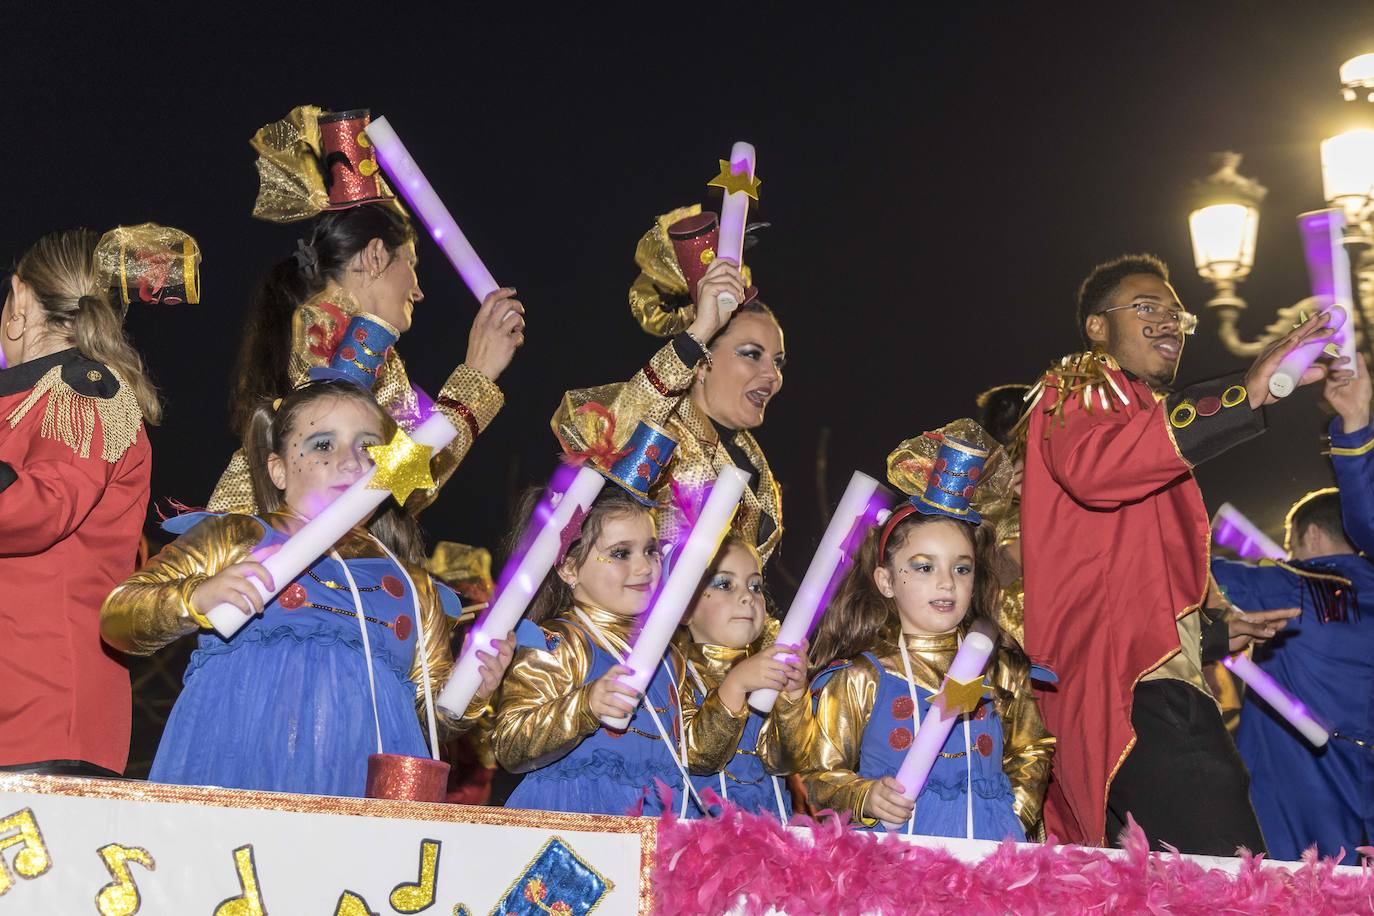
0, 348, 151, 773
1020, 351, 1262, 845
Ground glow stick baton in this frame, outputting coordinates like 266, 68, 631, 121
601, 466, 751, 729
749, 471, 890, 714
206, 412, 458, 639
713, 141, 756, 317
367, 117, 501, 304
1222, 653, 1329, 747
437, 464, 607, 715
889, 621, 996, 821
1269, 209, 1354, 397
1211, 502, 1285, 561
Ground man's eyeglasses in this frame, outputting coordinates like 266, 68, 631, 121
1097, 302, 1198, 335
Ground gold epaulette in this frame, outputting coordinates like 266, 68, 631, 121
1260, 559, 1354, 588
1011, 350, 1133, 443
5, 364, 142, 462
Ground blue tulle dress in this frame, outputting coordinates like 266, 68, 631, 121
504, 615, 687, 816
811, 651, 1026, 841
149, 514, 458, 797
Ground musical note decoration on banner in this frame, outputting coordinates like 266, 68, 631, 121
96, 843, 155, 916
0, 808, 51, 896
213, 845, 268, 916
494, 836, 612, 916
333, 889, 380, 916
389, 839, 441, 913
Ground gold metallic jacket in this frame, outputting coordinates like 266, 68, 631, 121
680, 627, 814, 778
492, 603, 746, 775
552, 340, 782, 562
207, 285, 504, 514
801, 629, 1054, 833
99, 512, 486, 732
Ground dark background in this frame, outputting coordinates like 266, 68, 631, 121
6, 5, 1374, 769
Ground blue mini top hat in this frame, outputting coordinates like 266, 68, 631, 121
885, 418, 1011, 526
307, 313, 398, 388
600, 420, 676, 505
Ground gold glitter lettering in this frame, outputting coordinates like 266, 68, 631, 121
213, 845, 267, 916
95, 843, 155, 916
0, 808, 51, 896
332, 890, 379, 915
389, 838, 440, 913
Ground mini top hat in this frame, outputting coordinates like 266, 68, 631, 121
93, 224, 202, 311
629, 205, 760, 338
885, 419, 1013, 526
557, 403, 677, 506
307, 313, 399, 388
251, 105, 397, 223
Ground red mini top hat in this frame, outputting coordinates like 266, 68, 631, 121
666, 211, 759, 306
317, 109, 387, 209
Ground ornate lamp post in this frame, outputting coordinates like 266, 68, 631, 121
1190, 54, 1374, 359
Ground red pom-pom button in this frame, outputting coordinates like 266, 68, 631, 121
645, 444, 660, 460
637, 461, 651, 479
602, 726, 627, 739
934, 458, 947, 474
278, 584, 306, 610
393, 614, 413, 641
888, 727, 914, 751
339, 346, 356, 361
381, 575, 405, 598
976, 733, 994, 757
973, 702, 988, 720
891, 696, 915, 720
353, 327, 369, 342
968, 465, 981, 480
1196, 396, 1222, 417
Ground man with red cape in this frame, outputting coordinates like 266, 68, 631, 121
1019, 254, 1337, 854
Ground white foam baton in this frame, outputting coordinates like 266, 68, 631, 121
437, 465, 607, 716
367, 116, 501, 304
1211, 502, 1286, 562
206, 412, 458, 639
1268, 208, 1356, 398
749, 471, 889, 714
1222, 653, 1329, 747
601, 466, 751, 729
711, 141, 757, 319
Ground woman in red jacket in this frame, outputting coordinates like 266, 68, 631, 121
0, 224, 196, 777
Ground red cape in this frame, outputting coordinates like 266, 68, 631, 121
1020, 358, 1210, 845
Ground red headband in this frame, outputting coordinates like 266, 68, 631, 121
877, 504, 919, 558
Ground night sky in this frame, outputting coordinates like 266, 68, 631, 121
8, 4, 1374, 597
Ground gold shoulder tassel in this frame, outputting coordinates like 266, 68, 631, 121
6, 365, 143, 462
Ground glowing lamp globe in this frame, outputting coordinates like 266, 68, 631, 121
1189, 202, 1259, 282
1321, 128, 1374, 220
1339, 53, 1374, 102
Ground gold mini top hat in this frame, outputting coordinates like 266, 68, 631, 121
93, 223, 202, 311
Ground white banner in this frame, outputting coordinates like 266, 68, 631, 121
0, 774, 653, 915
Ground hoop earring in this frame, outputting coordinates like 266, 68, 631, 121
5, 318, 22, 342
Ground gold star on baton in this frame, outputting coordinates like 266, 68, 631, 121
930, 676, 990, 719
706, 159, 762, 200
366, 427, 436, 506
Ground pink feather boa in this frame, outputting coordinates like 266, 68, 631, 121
652, 793, 1374, 915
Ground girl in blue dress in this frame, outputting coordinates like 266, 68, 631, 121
493, 420, 746, 816
677, 535, 810, 820
101, 381, 513, 796
802, 420, 1054, 840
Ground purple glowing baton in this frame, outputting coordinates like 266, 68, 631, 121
1211, 502, 1285, 562
436, 463, 607, 717
749, 471, 891, 715
1268, 209, 1356, 398
710, 141, 758, 318
366, 117, 500, 304
1223, 653, 1329, 747
602, 466, 751, 730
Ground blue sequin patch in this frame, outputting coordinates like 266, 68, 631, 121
495, 836, 610, 916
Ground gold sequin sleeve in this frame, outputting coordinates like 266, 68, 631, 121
994, 652, 1055, 835
409, 570, 490, 737
422, 362, 505, 503
552, 341, 698, 453
492, 620, 601, 773
757, 689, 817, 776
801, 658, 881, 825
100, 514, 267, 656
680, 680, 749, 775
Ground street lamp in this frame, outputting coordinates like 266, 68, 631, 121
1190, 53, 1374, 359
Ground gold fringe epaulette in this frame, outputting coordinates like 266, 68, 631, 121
6, 365, 142, 462
1011, 350, 1133, 443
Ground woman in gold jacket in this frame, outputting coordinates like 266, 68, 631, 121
208, 106, 522, 515
553, 206, 784, 563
